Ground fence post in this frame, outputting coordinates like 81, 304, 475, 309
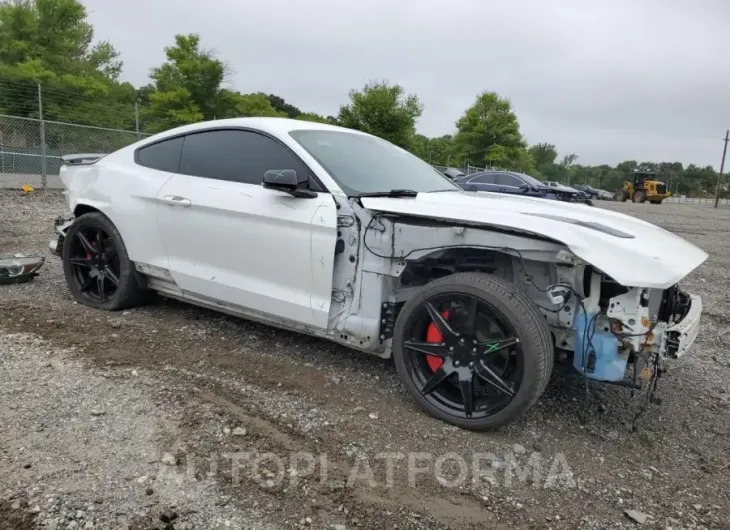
38, 83, 47, 189
135, 102, 140, 141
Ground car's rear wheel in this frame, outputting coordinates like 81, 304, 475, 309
393, 273, 553, 430
62, 212, 144, 311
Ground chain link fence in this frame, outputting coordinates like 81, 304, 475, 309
432, 164, 507, 176
0, 114, 149, 187
1, 78, 151, 188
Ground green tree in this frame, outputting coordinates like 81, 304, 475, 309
297, 112, 330, 124
0, 0, 129, 126
141, 88, 203, 133
453, 91, 527, 170
337, 80, 423, 148
268, 94, 301, 118
528, 143, 558, 167
149, 34, 225, 121
410, 134, 456, 166
232, 92, 285, 118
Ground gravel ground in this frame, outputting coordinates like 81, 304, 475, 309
1, 190, 729, 530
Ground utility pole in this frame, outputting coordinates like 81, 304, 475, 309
714, 130, 729, 208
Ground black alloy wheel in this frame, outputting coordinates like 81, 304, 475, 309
393, 273, 553, 430
67, 225, 120, 303
402, 294, 523, 420
62, 212, 143, 311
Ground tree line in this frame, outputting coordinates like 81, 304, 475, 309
0, 0, 722, 197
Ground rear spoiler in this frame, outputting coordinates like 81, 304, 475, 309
61, 153, 107, 166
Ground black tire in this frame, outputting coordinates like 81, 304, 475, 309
615, 189, 628, 202
393, 272, 553, 430
62, 212, 144, 311
633, 190, 647, 203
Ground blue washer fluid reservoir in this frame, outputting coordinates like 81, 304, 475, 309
573, 311, 626, 382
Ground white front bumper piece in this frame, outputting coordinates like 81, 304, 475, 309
663, 294, 702, 359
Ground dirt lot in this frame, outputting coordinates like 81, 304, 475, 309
1, 190, 729, 530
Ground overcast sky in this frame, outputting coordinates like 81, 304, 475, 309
83, 0, 729, 168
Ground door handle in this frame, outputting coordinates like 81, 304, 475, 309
162, 195, 191, 207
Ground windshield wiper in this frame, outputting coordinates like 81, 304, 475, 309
358, 189, 419, 198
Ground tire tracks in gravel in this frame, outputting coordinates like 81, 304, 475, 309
0, 300, 508, 529
3, 280, 730, 528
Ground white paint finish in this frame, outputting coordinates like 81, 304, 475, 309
59, 161, 172, 271
55, 117, 704, 363
155, 175, 336, 330
361, 191, 708, 289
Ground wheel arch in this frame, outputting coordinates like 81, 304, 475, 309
74, 203, 104, 217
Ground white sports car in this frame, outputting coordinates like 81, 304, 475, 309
50, 118, 706, 430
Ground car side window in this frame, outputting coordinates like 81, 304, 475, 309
495, 174, 521, 187
179, 129, 311, 186
136, 137, 184, 173
469, 174, 497, 184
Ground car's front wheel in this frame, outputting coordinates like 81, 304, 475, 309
62, 212, 144, 311
393, 273, 553, 430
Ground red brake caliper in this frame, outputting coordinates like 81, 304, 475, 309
425, 310, 449, 372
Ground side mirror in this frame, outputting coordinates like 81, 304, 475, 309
262, 169, 316, 198
518, 184, 530, 193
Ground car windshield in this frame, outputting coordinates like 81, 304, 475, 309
289, 130, 460, 196
519, 173, 545, 188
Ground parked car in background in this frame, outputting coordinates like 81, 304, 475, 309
442, 167, 466, 180
543, 180, 578, 193
594, 189, 615, 200
542, 181, 593, 204
456, 171, 550, 198
573, 184, 600, 199
457, 172, 592, 205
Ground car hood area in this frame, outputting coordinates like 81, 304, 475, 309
361, 191, 708, 289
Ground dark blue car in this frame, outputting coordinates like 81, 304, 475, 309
453, 171, 592, 205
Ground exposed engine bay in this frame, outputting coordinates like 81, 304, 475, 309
329, 205, 702, 398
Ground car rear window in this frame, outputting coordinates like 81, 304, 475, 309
137, 137, 184, 173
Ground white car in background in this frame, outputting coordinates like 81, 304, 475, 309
543, 180, 579, 193
50, 118, 706, 430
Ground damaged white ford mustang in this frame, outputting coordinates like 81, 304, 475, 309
50, 118, 707, 430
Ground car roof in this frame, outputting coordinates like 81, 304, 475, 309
140, 117, 369, 144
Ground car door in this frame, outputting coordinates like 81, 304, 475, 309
494, 173, 523, 194
155, 128, 337, 330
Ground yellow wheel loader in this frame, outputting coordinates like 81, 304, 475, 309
615, 170, 672, 204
